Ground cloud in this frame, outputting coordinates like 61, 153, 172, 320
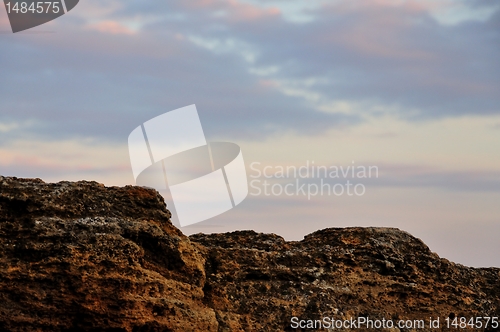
0, 0, 498, 142
0, 138, 132, 184
86, 20, 136, 35
0, 10, 350, 143
0, 120, 35, 133
242, 0, 500, 118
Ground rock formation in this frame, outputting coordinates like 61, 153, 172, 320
0, 176, 499, 331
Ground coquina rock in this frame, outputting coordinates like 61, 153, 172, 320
0, 176, 499, 331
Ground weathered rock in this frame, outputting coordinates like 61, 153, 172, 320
0, 176, 216, 331
1, 176, 499, 331
192, 229, 500, 331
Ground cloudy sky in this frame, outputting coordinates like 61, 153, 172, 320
1, 0, 499, 267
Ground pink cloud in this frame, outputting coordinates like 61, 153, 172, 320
259, 79, 279, 88
225, 0, 280, 22
0, 5, 12, 30
87, 20, 135, 35
314, 1, 437, 60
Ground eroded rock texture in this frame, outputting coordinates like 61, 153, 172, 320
0, 176, 499, 331
0, 177, 214, 331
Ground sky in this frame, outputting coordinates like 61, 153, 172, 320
1, 0, 499, 267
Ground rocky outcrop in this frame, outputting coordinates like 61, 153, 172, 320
192, 230, 500, 331
0, 177, 215, 331
0, 176, 499, 331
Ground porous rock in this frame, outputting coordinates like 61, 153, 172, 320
0, 176, 499, 331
